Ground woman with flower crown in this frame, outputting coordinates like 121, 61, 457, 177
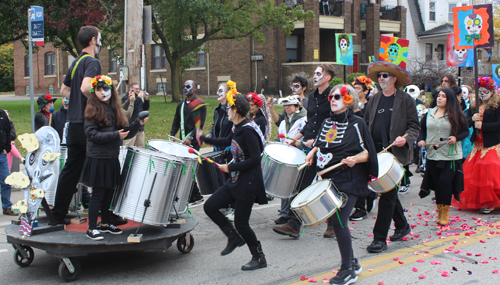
452, 77, 500, 214
352, 76, 374, 117
196, 82, 268, 271
303, 84, 378, 285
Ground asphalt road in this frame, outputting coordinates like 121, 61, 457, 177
1, 165, 500, 284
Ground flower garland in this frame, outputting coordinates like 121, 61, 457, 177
477, 77, 497, 90
340, 86, 354, 104
226, 80, 240, 107
352, 75, 373, 90
246, 92, 263, 107
90, 75, 114, 92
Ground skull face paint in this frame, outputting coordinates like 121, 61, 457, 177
291, 83, 302, 95
183, 80, 195, 97
340, 39, 348, 56
479, 87, 492, 101
464, 14, 483, 35
102, 87, 111, 101
454, 49, 467, 62
387, 43, 400, 62
217, 84, 228, 102
95, 32, 102, 55
461, 87, 469, 100
313, 67, 324, 86
227, 106, 236, 121
330, 91, 345, 113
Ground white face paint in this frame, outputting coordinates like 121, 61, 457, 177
479, 87, 492, 101
313, 67, 324, 87
217, 85, 227, 102
95, 33, 102, 54
183, 81, 195, 97
102, 87, 112, 101
461, 87, 469, 100
330, 92, 345, 113
227, 106, 236, 121
291, 83, 301, 95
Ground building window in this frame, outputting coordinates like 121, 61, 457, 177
44, 52, 56, 75
437, 44, 444, 60
425, 43, 433, 61
449, 3, 457, 22
109, 53, 117, 72
157, 82, 167, 94
191, 48, 205, 68
429, 2, 436, 21
152, 45, 166, 69
286, 35, 300, 62
24, 56, 29, 77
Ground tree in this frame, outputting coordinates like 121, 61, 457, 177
0, 0, 30, 46
0, 43, 14, 92
145, 0, 314, 102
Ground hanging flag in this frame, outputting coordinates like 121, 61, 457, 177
492, 64, 500, 87
446, 33, 474, 67
379, 35, 409, 69
453, 4, 494, 50
335, 34, 353, 65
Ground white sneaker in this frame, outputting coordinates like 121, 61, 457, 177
399, 185, 410, 194
226, 209, 235, 222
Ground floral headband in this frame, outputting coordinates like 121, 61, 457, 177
329, 86, 354, 105
352, 76, 373, 90
246, 92, 263, 108
90, 75, 113, 92
226, 80, 240, 107
477, 77, 497, 91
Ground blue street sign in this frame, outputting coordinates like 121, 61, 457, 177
30, 6, 43, 22
30, 6, 44, 46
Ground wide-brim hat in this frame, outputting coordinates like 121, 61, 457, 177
280, 95, 301, 106
368, 61, 412, 88
37, 94, 57, 110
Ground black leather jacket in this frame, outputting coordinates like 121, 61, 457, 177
84, 106, 140, 159
208, 103, 233, 148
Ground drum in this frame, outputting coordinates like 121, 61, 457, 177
196, 151, 227, 195
368, 152, 405, 193
261, 143, 306, 198
118, 146, 128, 172
290, 179, 342, 227
147, 140, 199, 214
112, 147, 184, 226
59, 146, 68, 169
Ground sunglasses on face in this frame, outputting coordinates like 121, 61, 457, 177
182, 85, 192, 89
377, 73, 391, 78
328, 94, 342, 101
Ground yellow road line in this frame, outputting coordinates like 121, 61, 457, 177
285, 222, 500, 285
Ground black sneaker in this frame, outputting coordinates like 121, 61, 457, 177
98, 223, 123, 234
329, 268, 357, 285
349, 209, 367, 221
353, 258, 362, 274
274, 217, 289, 224
86, 229, 104, 240
479, 207, 494, 214
390, 225, 411, 241
367, 240, 387, 253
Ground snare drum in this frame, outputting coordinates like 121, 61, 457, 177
261, 143, 306, 198
290, 179, 343, 227
112, 147, 184, 226
368, 152, 404, 193
196, 151, 227, 195
147, 140, 199, 214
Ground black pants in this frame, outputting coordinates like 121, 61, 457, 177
353, 190, 377, 213
88, 187, 114, 229
287, 161, 318, 231
330, 194, 357, 269
427, 159, 455, 206
204, 184, 259, 248
52, 123, 86, 221
372, 184, 409, 241
189, 143, 202, 201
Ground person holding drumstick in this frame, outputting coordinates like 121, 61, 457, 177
196, 85, 268, 271
364, 61, 420, 253
304, 84, 378, 285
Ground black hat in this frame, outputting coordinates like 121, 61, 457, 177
37, 94, 57, 110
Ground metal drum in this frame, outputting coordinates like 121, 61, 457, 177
368, 152, 404, 193
290, 179, 342, 227
261, 143, 306, 198
147, 140, 199, 214
196, 151, 227, 195
118, 146, 128, 172
59, 146, 68, 169
112, 147, 184, 226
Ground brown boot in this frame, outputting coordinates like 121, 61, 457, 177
323, 223, 335, 238
439, 205, 450, 226
272, 224, 300, 238
436, 204, 443, 224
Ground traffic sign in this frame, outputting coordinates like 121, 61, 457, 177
30, 6, 44, 47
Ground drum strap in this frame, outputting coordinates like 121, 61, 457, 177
180, 102, 186, 140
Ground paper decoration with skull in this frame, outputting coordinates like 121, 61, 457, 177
453, 4, 494, 49
492, 64, 500, 88
335, 34, 353, 66
379, 36, 409, 69
446, 33, 474, 67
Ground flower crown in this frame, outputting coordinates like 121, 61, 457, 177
247, 92, 263, 108
90, 75, 113, 92
226, 80, 240, 107
477, 77, 497, 91
352, 76, 373, 90
328, 86, 353, 105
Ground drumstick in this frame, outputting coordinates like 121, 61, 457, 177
316, 150, 368, 176
378, 134, 409, 154
168, 135, 193, 147
298, 162, 309, 171
188, 148, 221, 168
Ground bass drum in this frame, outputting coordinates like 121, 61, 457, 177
368, 152, 404, 193
112, 147, 184, 226
196, 151, 227, 195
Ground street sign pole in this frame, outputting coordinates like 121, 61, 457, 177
28, 8, 35, 133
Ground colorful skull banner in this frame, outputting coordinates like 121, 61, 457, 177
379, 35, 409, 69
335, 34, 353, 66
492, 64, 500, 88
453, 4, 494, 49
446, 33, 474, 67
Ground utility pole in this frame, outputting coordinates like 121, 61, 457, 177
125, 0, 143, 87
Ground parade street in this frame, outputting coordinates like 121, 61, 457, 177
1, 165, 499, 285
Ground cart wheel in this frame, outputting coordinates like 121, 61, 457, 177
177, 233, 194, 254
13, 246, 34, 267
58, 258, 81, 282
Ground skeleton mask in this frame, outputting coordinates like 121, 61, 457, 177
479, 87, 492, 101
313, 67, 324, 86
217, 85, 227, 102
464, 14, 483, 35
387, 43, 400, 62
461, 87, 469, 100
183, 81, 195, 97
454, 49, 467, 62
404, 85, 420, 100
339, 38, 348, 56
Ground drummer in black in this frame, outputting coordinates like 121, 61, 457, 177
196, 84, 268, 271
273, 64, 335, 238
305, 84, 378, 285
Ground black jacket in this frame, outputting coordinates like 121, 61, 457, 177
208, 103, 233, 149
467, 102, 500, 148
35, 111, 50, 131
121, 93, 150, 131
0, 109, 11, 153
170, 96, 207, 149
84, 105, 140, 159
9, 119, 16, 143
52, 105, 67, 141
252, 109, 267, 140
300, 87, 332, 142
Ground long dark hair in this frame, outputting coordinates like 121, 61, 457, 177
440, 87, 466, 137
85, 82, 128, 128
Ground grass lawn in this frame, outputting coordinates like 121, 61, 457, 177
2, 96, 284, 156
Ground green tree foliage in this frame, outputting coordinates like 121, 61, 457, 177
330, 77, 344, 87
0, 43, 14, 92
145, 0, 314, 102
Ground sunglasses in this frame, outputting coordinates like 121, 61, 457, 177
377, 73, 392, 78
182, 85, 192, 89
328, 94, 342, 101
292, 84, 301, 89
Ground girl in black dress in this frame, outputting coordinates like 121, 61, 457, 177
82, 75, 147, 241
197, 89, 268, 271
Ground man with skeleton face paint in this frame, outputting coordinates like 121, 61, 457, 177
208, 83, 233, 150
51, 26, 102, 224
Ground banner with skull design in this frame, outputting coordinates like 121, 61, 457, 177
379, 35, 409, 69
492, 64, 500, 88
446, 33, 474, 67
335, 34, 353, 65
453, 4, 494, 50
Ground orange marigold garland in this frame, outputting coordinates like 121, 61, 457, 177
340, 86, 353, 105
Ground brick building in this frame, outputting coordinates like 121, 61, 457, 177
13, 0, 406, 97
